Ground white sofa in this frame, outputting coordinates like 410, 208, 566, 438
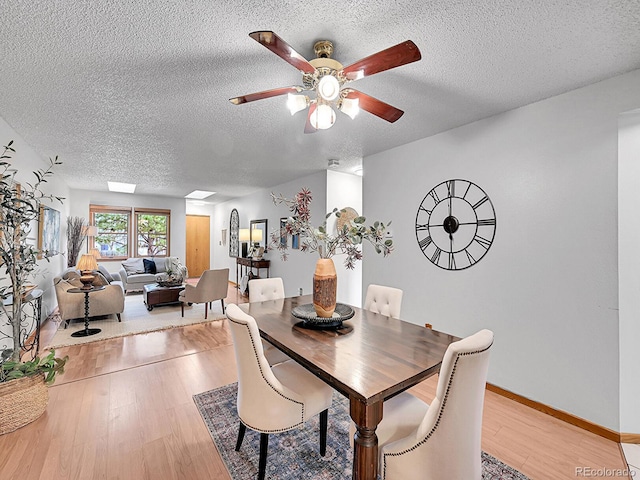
119, 256, 188, 293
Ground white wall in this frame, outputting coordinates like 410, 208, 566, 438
618, 109, 640, 435
213, 171, 331, 298
68, 189, 187, 275
0, 116, 71, 325
363, 69, 640, 431
326, 170, 363, 306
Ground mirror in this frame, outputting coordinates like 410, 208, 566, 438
250, 219, 268, 253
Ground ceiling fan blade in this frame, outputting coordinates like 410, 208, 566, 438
344, 89, 404, 123
249, 31, 317, 75
229, 86, 303, 105
341, 40, 421, 81
304, 103, 318, 134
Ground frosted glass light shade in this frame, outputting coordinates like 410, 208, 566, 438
340, 97, 360, 119
310, 104, 336, 130
287, 94, 309, 115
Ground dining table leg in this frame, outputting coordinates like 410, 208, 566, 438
350, 397, 383, 480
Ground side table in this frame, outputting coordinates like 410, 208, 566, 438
68, 286, 106, 337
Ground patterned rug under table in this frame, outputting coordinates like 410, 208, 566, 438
193, 382, 530, 480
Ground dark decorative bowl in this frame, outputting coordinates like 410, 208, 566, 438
292, 303, 355, 329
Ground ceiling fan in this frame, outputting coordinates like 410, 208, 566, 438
229, 31, 422, 133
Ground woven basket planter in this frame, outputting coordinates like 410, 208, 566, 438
0, 374, 49, 435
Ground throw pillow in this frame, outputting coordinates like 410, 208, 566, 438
143, 258, 157, 274
122, 258, 144, 275
98, 265, 114, 283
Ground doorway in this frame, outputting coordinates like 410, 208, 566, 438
186, 215, 210, 278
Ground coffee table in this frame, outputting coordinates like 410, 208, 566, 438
143, 283, 185, 311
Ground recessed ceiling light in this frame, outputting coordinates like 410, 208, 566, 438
185, 190, 216, 199
107, 181, 136, 193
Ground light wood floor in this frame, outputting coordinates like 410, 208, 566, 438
0, 284, 628, 479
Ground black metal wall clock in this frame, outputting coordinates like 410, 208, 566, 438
229, 208, 239, 258
415, 179, 496, 270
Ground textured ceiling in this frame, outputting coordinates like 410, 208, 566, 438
2, 1, 640, 203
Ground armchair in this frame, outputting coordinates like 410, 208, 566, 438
179, 268, 228, 319
54, 275, 125, 327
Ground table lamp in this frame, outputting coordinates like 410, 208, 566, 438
251, 227, 263, 248
76, 254, 98, 290
239, 228, 251, 257
89, 247, 101, 259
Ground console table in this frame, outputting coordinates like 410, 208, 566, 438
236, 257, 270, 293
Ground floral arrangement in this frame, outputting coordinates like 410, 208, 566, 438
270, 188, 393, 269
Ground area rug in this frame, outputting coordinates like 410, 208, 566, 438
44, 293, 227, 349
194, 382, 530, 480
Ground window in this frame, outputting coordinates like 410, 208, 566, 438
90, 206, 131, 259
135, 209, 170, 257
89, 205, 171, 259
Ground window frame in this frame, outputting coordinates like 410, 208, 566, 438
134, 208, 171, 258
89, 205, 132, 260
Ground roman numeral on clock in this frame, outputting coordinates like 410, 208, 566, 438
418, 236, 432, 251
473, 195, 489, 210
474, 235, 492, 249
477, 218, 496, 226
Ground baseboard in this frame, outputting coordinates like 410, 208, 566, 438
486, 383, 621, 442
620, 433, 640, 444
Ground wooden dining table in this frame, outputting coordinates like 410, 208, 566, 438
239, 294, 456, 480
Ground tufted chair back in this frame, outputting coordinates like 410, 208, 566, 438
379, 329, 494, 480
227, 303, 334, 480
364, 284, 403, 318
249, 277, 285, 303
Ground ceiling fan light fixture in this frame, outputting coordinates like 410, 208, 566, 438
317, 75, 340, 101
340, 97, 360, 119
310, 104, 336, 130
287, 94, 309, 115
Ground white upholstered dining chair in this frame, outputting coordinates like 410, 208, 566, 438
364, 284, 404, 319
179, 268, 228, 319
351, 329, 494, 480
226, 304, 333, 480
248, 277, 290, 366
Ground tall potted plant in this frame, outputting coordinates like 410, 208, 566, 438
0, 140, 68, 434
271, 188, 393, 317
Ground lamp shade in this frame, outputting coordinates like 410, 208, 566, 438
83, 225, 98, 237
252, 227, 263, 242
239, 228, 251, 242
77, 254, 98, 273
89, 247, 101, 259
